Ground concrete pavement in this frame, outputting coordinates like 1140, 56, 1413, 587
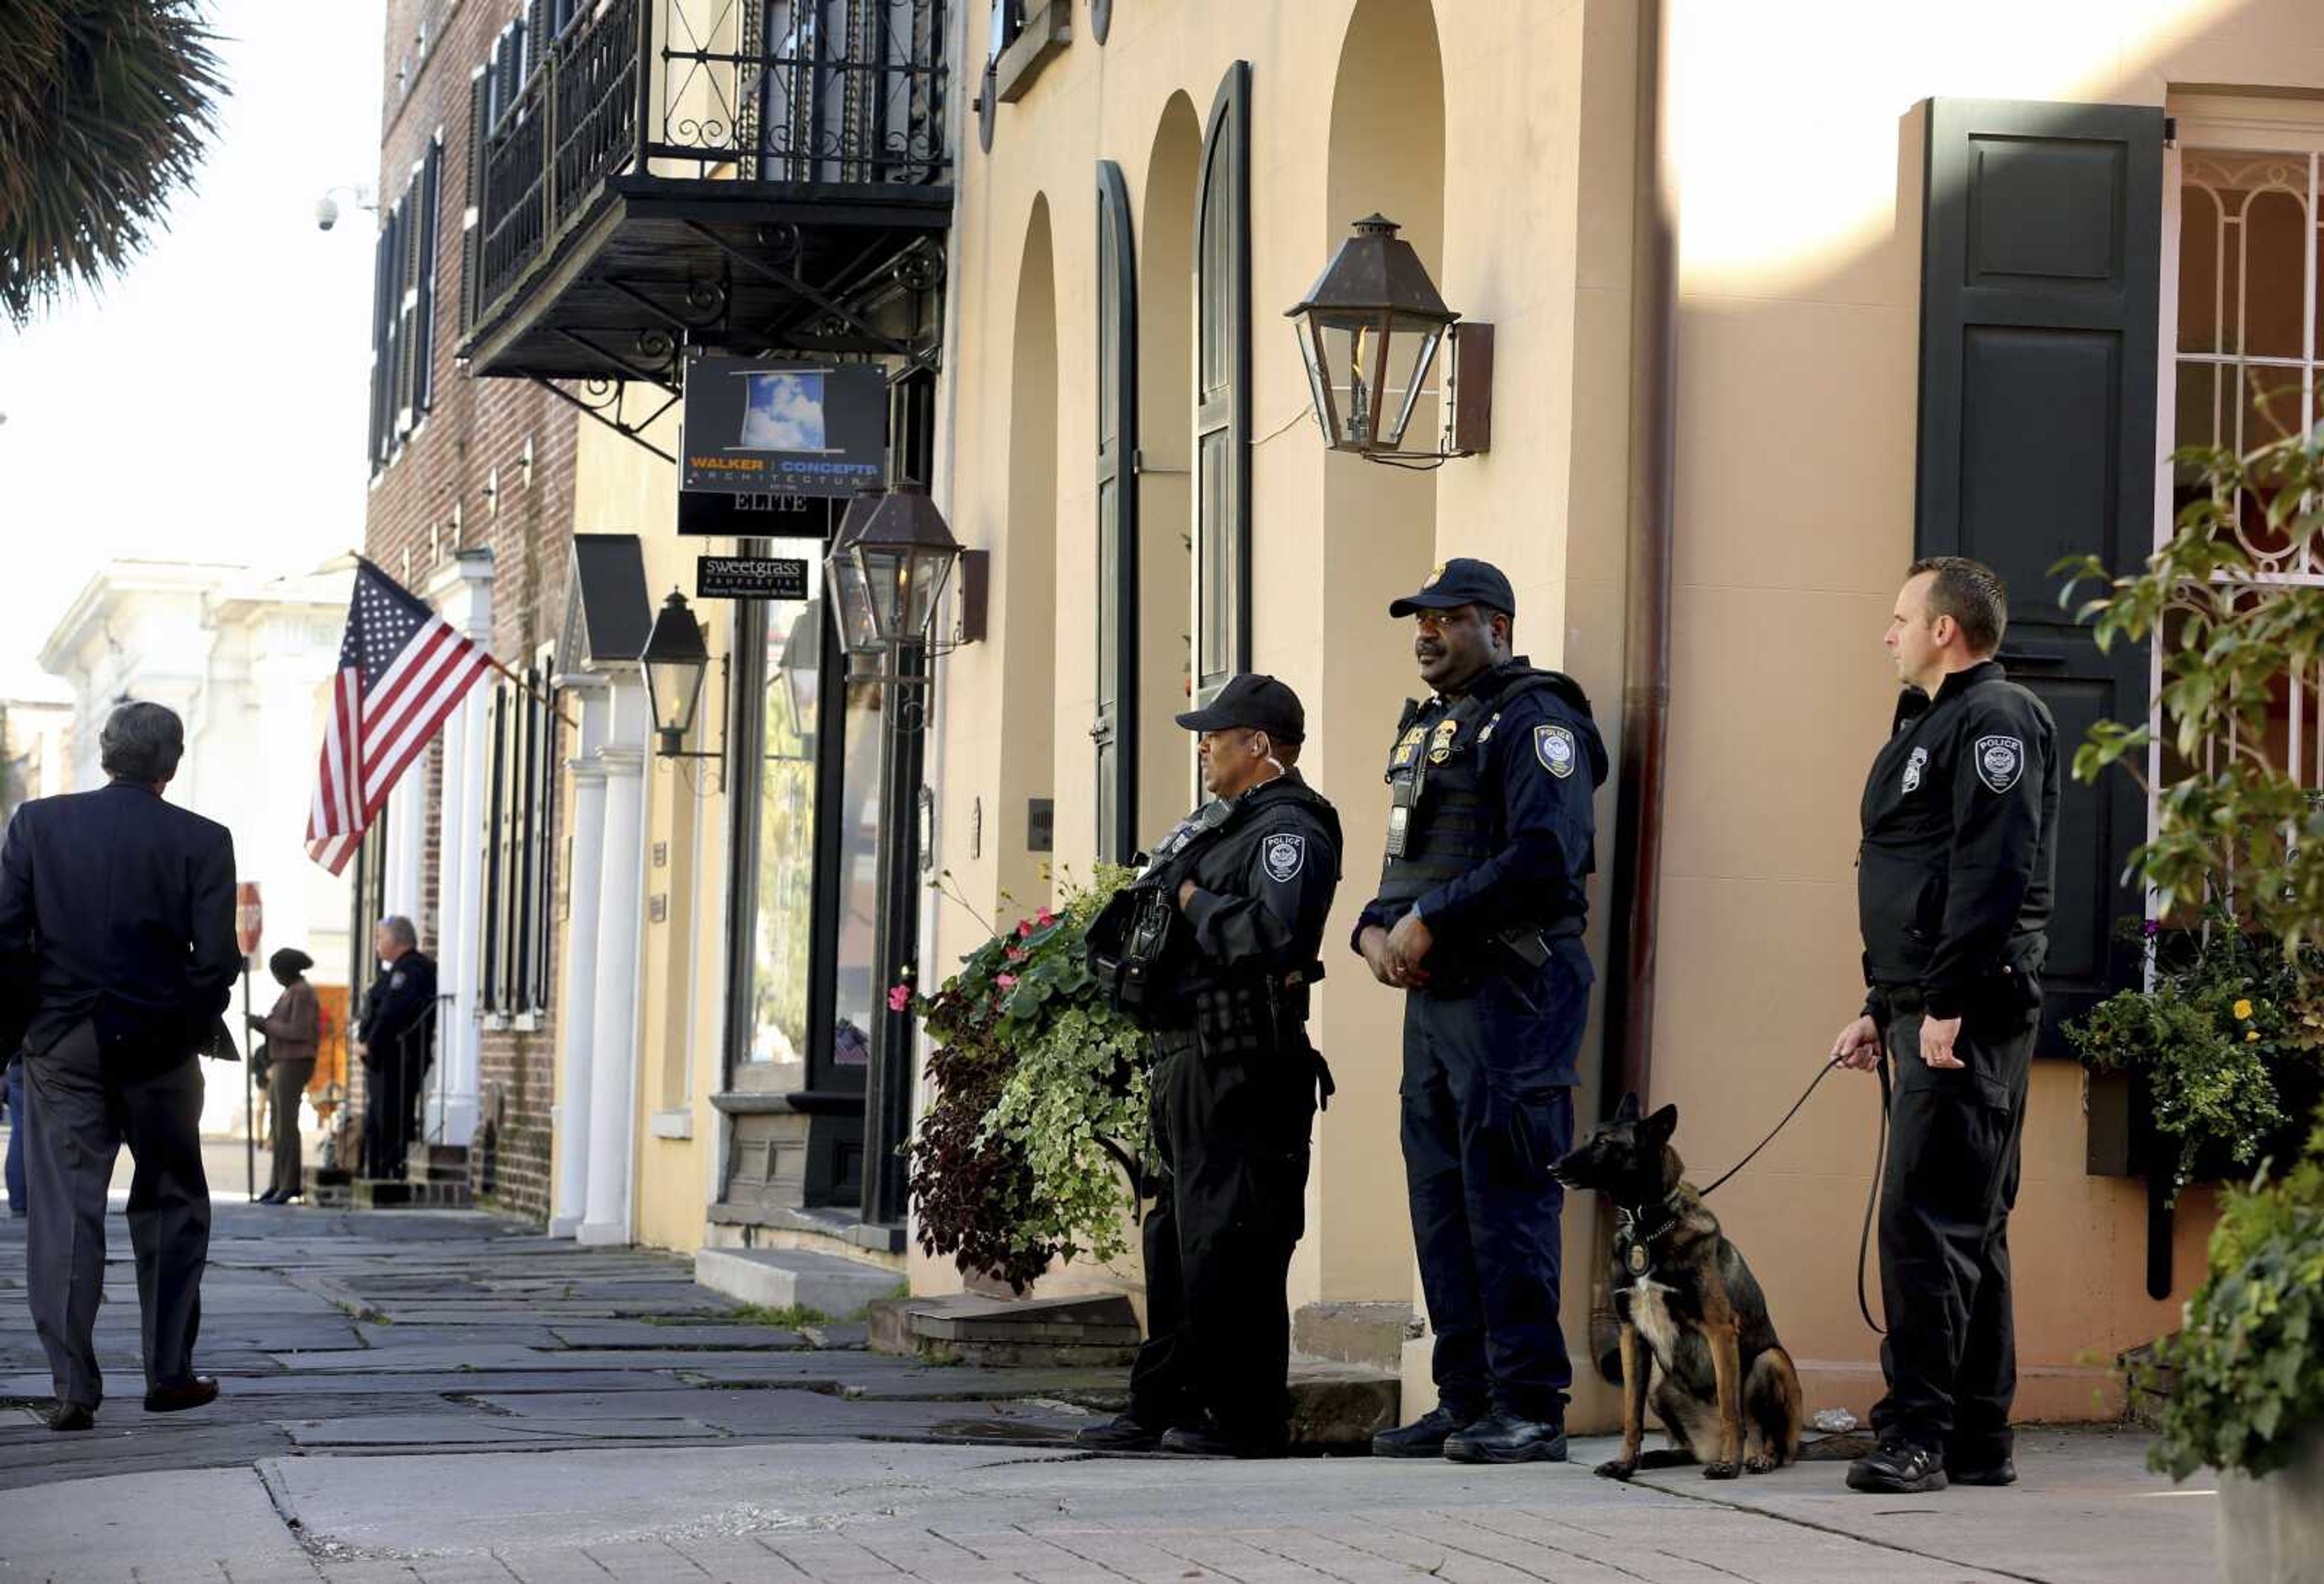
0, 1203, 2221, 1583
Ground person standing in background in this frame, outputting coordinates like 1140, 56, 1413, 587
249, 948, 320, 1204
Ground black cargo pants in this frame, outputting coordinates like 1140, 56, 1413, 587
1871, 998, 2035, 1465
1128, 1027, 1318, 1445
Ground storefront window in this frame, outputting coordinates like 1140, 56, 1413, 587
829, 680, 885, 1071
745, 595, 821, 1065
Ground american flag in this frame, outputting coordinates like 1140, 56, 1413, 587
307, 559, 495, 875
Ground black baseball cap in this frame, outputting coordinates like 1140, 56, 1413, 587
1174, 673, 1306, 743
1388, 557, 1516, 620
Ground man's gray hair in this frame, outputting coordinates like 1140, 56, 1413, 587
378, 915, 419, 949
99, 701, 186, 784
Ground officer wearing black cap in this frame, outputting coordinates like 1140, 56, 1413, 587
1077, 673, 1342, 1458
1356, 558, 1607, 1465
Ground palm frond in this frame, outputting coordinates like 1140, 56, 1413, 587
0, 0, 227, 328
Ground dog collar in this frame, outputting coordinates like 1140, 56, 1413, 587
1613, 1189, 1690, 1268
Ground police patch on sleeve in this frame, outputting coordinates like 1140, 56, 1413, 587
1974, 735, 2024, 793
1536, 723, 1577, 779
1262, 832, 1307, 883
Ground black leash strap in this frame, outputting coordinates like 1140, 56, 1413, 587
1693, 1048, 1890, 1337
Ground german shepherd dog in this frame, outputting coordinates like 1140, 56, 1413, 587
1551, 1096, 1804, 1481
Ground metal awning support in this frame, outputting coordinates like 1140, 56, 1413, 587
531, 376, 681, 465
684, 221, 942, 381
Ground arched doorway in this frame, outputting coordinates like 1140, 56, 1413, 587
998, 197, 1060, 911
1138, 94, 1203, 828
1309, 0, 1448, 1304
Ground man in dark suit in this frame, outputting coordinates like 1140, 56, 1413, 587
357, 917, 436, 1179
0, 702, 238, 1431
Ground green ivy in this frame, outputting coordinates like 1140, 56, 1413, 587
2144, 1113, 2324, 1481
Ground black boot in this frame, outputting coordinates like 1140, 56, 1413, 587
1370, 1404, 1479, 1458
1848, 1436, 1949, 1493
1946, 1455, 2017, 1487
1158, 1419, 1284, 1459
1443, 1409, 1568, 1465
1073, 1412, 1166, 1452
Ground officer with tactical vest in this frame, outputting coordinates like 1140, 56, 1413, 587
1356, 558, 1607, 1465
1076, 673, 1342, 1458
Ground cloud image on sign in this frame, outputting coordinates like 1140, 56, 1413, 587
738, 371, 830, 452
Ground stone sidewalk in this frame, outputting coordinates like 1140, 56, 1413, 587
0, 1205, 2221, 1583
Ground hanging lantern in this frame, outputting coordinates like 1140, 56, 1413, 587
1287, 214, 1482, 461
824, 483, 962, 657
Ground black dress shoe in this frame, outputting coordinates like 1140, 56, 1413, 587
1848, 1437, 1948, 1493
1443, 1410, 1569, 1465
1946, 1455, 2017, 1487
1073, 1413, 1166, 1451
143, 1376, 219, 1413
1158, 1423, 1282, 1459
255, 1190, 281, 1205
47, 1401, 94, 1432
1370, 1404, 1480, 1458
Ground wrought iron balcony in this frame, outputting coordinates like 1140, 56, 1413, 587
461, 0, 953, 385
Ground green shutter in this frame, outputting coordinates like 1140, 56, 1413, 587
1095, 159, 1139, 860
1192, 61, 1252, 710
1915, 96, 2163, 1052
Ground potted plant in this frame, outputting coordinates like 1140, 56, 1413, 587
2141, 1111, 2324, 1581
901, 865, 1149, 1291
2066, 419, 2324, 1577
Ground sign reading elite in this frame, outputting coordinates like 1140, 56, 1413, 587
697, 555, 811, 601
681, 358, 886, 497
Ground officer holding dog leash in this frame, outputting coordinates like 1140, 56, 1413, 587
1831, 555, 2058, 1496
1356, 559, 1608, 1465
1075, 674, 1342, 1459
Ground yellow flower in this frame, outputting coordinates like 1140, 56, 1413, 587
2234, 999, 2254, 1021
2247, 1030, 2260, 1042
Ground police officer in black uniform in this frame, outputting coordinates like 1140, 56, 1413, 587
1075, 673, 1342, 1458
1355, 560, 1607, 1464
358, 916, 438, 1180
1831, 556, 2057, 1495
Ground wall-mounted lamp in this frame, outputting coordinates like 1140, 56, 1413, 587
642, 590, 727, 777
1287, 213, 1492, 464
825, 483, 984, 661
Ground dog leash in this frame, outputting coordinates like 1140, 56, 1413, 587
1693, 1050, 1890, 1336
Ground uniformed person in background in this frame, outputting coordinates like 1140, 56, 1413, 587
1831, 556, 2057, 1495
1077, 673, 1342, 1458
358, 917, 437, 1180
1357, 558, 1606, 1465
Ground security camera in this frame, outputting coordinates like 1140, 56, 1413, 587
315, 194, 341, 232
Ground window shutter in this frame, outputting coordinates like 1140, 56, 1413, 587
1192, 61, 1252, 713
511, 667, 539, 1013
522, 0, 550, 81
1094, 159, 1140, 861
367, 220, 393, 469
1915, 97, 2163, 1053
395, 188, 421, 436
462, 67, 490, 333
415, 137, 442, 415
481, 685, 509, 1013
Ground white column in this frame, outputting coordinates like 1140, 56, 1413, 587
425, 551, 495, 1150
386, 777, 428, 925
577, 675, 649, 1246
550, 671, 613, 1239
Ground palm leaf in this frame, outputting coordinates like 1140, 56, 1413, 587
0, 0, 226, 328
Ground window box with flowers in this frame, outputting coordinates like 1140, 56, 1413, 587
898, 865, 1148, 1292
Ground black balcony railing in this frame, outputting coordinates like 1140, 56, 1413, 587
470, 0, 949, 341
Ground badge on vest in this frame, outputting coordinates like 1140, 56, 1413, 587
1902, 745, 1928, 794
1428, 718, 1460, 764
390, 970, 406, 988
1974, 735, 2024, 793
1392, 725, 1427, 769
1537, 723, 1577, 778
1262, 833, 1307, 883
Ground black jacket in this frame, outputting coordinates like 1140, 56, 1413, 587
1858, 661, 2059, 1019
0, 781, 240, 1062
359, 950, 438, 1071
1173, 773, 1344, 983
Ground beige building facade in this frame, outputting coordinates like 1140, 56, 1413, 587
924, 0, 2324, 1433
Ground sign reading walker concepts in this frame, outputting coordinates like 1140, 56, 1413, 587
680, 358, 887, 497
697, 555, 812, 601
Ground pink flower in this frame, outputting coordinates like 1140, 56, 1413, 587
887, 984, 912, 1013
995, 973, 1019, 990
1037, 908, 1057, 926
1006, 946, 1026, 963
1016, 918, 1034, 938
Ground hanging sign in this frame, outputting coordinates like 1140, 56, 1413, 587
680, 358, 887, 498
697, 555, 811, 602
675, 489, 843, 538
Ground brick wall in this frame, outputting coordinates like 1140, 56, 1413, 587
366, 0, 576, 1224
